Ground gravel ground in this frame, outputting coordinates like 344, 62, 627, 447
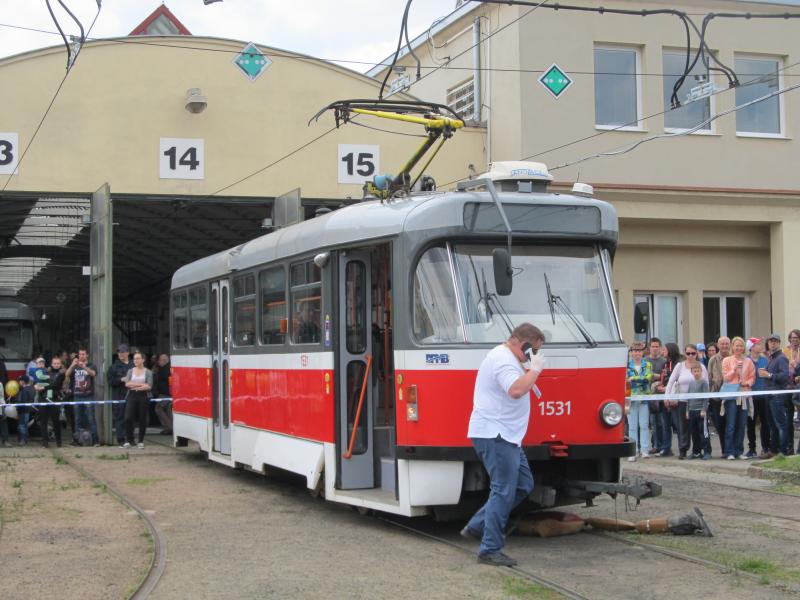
4, 438, 800, 600
0, 448, 150, 600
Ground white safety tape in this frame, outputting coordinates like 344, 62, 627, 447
630, 389, 797, 402
1, 397, 173, 409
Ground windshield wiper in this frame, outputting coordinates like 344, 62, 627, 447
543, 273, 556, 325
544, 275, 598, 347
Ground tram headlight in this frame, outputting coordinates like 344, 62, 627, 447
600, 401, 623, 427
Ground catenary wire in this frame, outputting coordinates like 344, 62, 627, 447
2, 21, 800, 79
549, 79, 800, 171
1, 4, 102, 193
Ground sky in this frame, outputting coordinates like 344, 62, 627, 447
0, 0, 459, 72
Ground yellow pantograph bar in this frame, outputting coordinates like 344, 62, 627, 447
351, 108, 464, 130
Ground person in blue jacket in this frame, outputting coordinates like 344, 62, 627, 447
758, 333, 792, 457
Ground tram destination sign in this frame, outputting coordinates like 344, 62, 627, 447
538, 64, 573, 99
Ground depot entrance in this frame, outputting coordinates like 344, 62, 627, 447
0, 191, 343, 369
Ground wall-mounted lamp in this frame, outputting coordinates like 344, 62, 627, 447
185, 88, 208, 114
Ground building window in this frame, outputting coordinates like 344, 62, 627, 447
703, 294, 748, 343
662, 51, 711, 131
735, 55, 782, 136
233, 274, 256, 346
594, 46, 640, 128
633, 293, 682, 347
290, 260, 321, 345
447, 78, 476, 122
260, 267, 286, 345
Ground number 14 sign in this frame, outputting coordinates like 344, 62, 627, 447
160, 138, 204, 180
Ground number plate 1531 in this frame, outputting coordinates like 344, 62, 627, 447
538, 400, 571, 416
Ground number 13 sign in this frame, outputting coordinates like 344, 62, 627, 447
160, 138, 204, 180
0, 133, 19, 175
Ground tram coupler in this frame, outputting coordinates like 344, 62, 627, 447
568, 476, 663, 501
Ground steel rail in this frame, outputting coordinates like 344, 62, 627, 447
51, 448, 167, 600
375, 515, 591, 600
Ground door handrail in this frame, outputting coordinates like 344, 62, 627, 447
344, 354, 372, 459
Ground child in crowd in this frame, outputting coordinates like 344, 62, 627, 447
687, 363, 710, 459
626, 342, 652, 462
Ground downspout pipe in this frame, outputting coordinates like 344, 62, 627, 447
472, 16, 481, 123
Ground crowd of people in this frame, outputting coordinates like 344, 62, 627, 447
626, 332, 800, 462
0, 344, 172, 449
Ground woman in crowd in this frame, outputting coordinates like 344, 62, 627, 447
626, 342, 652, 462
653, 343, 681, 456
704, 342, 719, 366
121, 351, 153, 449
664, 343, 706, 459
785, 329, 800, 450
721, 336, 755, 460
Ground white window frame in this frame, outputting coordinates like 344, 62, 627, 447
734, 53, 786, 139
594, 44, 644, 132
633, 292, 684, 348
662, 48, 718, 136
703, 293, 750, 339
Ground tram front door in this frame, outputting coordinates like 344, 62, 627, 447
210, 280, 232, 455
337, 250, 374, 489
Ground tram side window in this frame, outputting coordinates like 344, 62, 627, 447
290, 260, 322, 345
413, 247, 461, 343
172, 291, 188, 349
189, 286, 208, 349
233, 274, 256, 346
260, 267, 287, 345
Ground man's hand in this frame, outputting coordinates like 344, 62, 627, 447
529, 354, 546, 374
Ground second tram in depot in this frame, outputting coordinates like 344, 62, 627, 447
0, 296, 35, 380
170, 161, 659, 517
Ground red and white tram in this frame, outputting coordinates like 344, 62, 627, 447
0, 296, 35, 380
171, 162, 656, 517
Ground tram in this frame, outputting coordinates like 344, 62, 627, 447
0, 296, 35, 380
171, 100, 659, 517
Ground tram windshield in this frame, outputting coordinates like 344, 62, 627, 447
0, 319, 34, 359
413, 244, 619, 345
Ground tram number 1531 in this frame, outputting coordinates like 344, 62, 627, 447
538, 400, 571, 416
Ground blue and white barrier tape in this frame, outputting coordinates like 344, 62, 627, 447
630, 389, 797, 402
1, 397, 173, 409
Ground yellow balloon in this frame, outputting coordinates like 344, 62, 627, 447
5, 380, 20, 399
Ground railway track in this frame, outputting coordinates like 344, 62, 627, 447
51, 448, 167, 600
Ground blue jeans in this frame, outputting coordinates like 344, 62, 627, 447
74, 399, 98, 444
768, 396, 788, 454
466, 435, 534, 555
651, 402, 665, 452
628, 400, 650, 454
723, 399, 748, 457
16, 407, 31, 442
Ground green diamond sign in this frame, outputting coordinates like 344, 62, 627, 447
233, 42, 272, 82
539, 63, 572, 98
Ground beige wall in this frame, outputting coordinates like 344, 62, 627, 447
0, 38, 485, 199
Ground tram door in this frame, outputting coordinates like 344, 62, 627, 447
210, 280, 232, 455
338, 250, 374, 489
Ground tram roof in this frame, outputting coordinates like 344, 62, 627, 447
172, 191, 618, 289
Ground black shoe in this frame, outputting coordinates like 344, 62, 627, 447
460, 526, 481, 542
478, 552, 518, 567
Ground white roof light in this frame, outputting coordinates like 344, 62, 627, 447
478, 161, 553, 182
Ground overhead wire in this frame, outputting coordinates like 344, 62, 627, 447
1, 2, 102, 194
549, 80, 800, 172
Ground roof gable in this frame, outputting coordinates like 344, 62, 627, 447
129, 4, 191, 36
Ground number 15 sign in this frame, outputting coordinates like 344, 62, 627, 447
160, 138, 204, 180
338, 144, 379, 184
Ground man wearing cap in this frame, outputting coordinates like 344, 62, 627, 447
108, 344, 134, 447
461, 323, 546, 567
758, 334, 791, 458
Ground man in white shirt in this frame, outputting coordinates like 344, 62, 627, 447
461, 323, 546, 567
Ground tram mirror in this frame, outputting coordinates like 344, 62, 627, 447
634, 301, 649, 334
492, 248, 513, 296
